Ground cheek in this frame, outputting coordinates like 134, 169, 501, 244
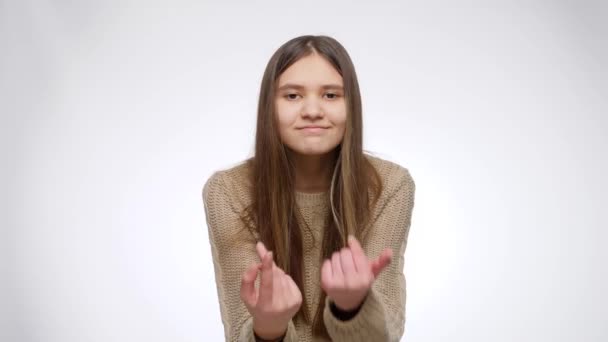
275, 100, 298, 122
333, 112, 347, 139
330, 109, 347, 128
274, 103, 298, 140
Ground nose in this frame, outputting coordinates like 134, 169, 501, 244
301, 96, 324, 119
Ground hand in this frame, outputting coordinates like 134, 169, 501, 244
321, 235, 393, 311
240, 241, 302, 340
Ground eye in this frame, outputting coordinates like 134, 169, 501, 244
285, 93, 300, 100
325, 93, 340, 99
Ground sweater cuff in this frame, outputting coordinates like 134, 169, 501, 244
240, 317, 298, 342
323, 287, 387, 340
329, 297, 364, 321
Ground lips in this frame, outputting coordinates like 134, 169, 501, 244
299, 126, 328, 134
298, 126, 329, 129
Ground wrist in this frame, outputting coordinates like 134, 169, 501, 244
253, 324, 287, 342
329, 294, 368, 321
333, 292, 368, 312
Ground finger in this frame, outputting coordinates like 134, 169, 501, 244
339, 248, 356, 278
240, 262, 262, 307
270, 259, 290, 303
331, 252, 344, 285
285, 275, 301, 305
273, 260, 284, 274
348, 235, 368, 272
321, 259, 333, 291
279, 273, 289, 305
258, 251, 274, 303
275, 264, 287, 302
371, 248, 393, 279
347, 235, 364, 255
256, 241, 269, 260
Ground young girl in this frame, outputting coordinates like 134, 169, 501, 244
203, 35, 415, 342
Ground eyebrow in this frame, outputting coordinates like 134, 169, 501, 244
277, 83, 344, 91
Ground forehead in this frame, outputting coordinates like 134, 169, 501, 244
277, 53, 343, 89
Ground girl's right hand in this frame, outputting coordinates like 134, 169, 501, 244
240, 241, 302, 340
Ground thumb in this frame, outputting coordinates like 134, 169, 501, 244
371, 248, 393, 279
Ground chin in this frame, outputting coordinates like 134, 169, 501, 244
292, 145, 339, 156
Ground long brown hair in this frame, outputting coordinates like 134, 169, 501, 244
240, 35, 383, 338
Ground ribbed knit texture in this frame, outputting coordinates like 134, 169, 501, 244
202, 154, 416, 342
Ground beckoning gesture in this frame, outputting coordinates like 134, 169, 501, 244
240, 241, 302, 340
239, 235, 392, 339
321, 235, 393, 312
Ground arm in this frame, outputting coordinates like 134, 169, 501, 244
202, 172, 299, 342
323, 166, 416, 342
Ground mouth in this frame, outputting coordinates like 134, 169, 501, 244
297, 125, 330, 129
298, 126, 329, 134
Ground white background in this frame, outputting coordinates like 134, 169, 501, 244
2, 1, 607, 341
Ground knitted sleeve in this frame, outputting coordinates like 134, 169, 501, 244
322, 166, 416, 342
202, 172, 299, 342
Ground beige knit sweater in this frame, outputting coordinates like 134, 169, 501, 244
202, 154, 416, 342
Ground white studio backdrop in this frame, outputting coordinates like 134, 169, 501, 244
2, 0, 607, 341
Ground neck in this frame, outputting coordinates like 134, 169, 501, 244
290, 149, 338, 193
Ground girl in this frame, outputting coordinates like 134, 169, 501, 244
203, 35, 415, 342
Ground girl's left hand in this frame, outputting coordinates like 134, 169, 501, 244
321, 235, 393, 312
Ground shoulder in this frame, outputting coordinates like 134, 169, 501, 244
202, 158, 253, 210
202, 160, 256, 247
361, 154, 416, 247
365, 153, 415, 198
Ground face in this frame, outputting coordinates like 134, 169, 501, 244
274, 52, 347, 157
